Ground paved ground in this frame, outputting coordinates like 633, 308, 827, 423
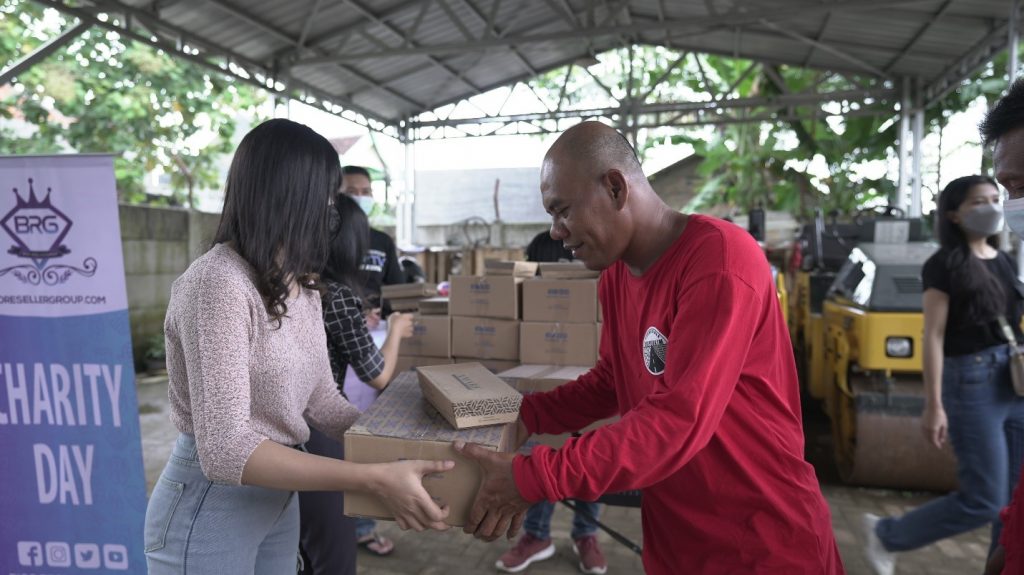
136, 378, 990, 574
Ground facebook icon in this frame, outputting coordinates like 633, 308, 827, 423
17, 541, 43, 566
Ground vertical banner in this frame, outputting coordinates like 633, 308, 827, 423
0, 156, 146, 573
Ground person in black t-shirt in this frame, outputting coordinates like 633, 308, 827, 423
525, 229, 574, 263
862, 175, 1024, 575
341, 166, 405, 324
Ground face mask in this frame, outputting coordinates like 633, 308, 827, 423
354, 195, 375, 215
1006, 197, 1024, 238
959, 202, 1004, 237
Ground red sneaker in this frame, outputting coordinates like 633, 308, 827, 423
495, 533, 555, 573
572, 535, 608, 574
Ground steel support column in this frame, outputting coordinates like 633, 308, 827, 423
895, 77, 911, 210
399, 130, 416, 248
910, 82, 924, 219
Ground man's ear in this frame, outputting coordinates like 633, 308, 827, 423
604, 169, 628, 210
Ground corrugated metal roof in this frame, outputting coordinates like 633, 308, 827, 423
79, 0, 1016, 129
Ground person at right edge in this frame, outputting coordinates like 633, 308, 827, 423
980, 78, 1024, 575
454, 121, 844, 575
860, 174, 1024, 575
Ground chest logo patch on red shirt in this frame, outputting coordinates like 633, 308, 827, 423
643, 326, 667, 375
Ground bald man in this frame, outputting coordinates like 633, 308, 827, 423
455, 122, 843, 574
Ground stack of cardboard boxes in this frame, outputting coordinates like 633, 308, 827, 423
393, 260, 603, 378
448, 260, 538, 373
519, 262, 602, 367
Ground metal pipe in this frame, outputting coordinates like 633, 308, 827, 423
910, 100, 924, 219
895, 77, 910, 210
0, 21, 91, 86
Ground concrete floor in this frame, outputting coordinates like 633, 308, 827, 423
136, 377, 989, 574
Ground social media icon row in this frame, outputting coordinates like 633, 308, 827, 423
17, 541, 128, 570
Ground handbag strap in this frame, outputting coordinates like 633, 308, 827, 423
997, 316, 1018, 345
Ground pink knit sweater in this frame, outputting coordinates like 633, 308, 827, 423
164, 243, 360, 485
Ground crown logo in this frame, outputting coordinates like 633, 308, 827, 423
0, 176, 97, 286
2, 177, 73, 265
13, 178, 52, 208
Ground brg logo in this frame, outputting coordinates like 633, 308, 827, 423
0, 178, 97, 285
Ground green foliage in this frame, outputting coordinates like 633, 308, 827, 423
144, 334, 165, 360
527, 45, 992, 219
0, 0, 267, 205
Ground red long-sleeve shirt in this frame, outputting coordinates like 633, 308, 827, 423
513, 215, 844, 574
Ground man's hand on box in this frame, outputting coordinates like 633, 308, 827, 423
454, 441, 530, 542
373, 459, 454, 532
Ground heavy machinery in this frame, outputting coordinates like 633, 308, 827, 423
788, 210, 861, 400
790, 208, 958, 491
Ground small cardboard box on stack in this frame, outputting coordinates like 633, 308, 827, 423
417, 363, 522, 428
498, 364, 619, 449
449, 260, 539, 367
344, 365, 521, 526
381, 283, 438, 313
520, 264, 602, 366
418, 297, 449, 315
484, 260, 539, 278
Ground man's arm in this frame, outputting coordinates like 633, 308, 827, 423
460, 271, 763, 540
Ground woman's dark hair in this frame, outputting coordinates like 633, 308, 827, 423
213, 118, 340, 325
936, 175, 1004, 323
322, 193, 370, 294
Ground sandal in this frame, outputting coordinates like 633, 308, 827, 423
357, 532, 395, 556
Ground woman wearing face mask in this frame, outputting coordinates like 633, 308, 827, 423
862, 175, 1024, 575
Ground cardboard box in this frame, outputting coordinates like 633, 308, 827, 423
498, 364, 617, 449
416, 363, 522, 429
450, 275, 523, 320
418, 297, 449, 315
388, 297, 422, 313
538, 262, 600, 279
498, 364, 591, 392
519, 322, 598, 367
522, 279, 599, 323
451, 316, 520, 361
454, 357, 520, 374
344, 372, 514, 526
382, 283, 437, 300
400, 315, 451, 358
392, 355, 453, 383
484, 260, 539, 278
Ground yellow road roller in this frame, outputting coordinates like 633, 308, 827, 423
821, 242, 957, 491
788, 212, 860, 401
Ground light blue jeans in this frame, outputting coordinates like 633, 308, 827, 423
524, 500, 602, 541
144, 433, 300, 574
877, 344, 1024, 554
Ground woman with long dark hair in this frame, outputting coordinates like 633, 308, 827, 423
144, 119, 451, 574
863, 175, 1024, 575
298, 193, 415, 574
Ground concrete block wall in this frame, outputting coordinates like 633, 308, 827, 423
119, 205, 219, 367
